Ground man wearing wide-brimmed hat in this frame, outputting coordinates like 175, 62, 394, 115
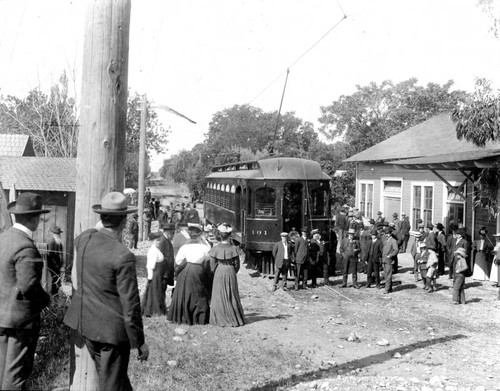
0, 192, 51, 389
64, 192, 149, 390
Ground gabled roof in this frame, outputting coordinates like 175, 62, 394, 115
0, 157, 76, 192
344, 113, 500, 163
0, 134, 36, 156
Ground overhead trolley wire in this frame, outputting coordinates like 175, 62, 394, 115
248, 3, 347, 106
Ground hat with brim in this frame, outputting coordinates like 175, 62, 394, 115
162, 222, 176, 231
280, 232, 288, 237
188, 223, 203, 233
50, 226, 63, 234
347, 228, 355, 235
493, 232, 500, 237
217, 223, 233, 234
7, 192, 50, 215
454, 248, 467, 258
420, 242, 427, 247
148, 231, 162, 240
92, 192, 137, 215
311, 228, 319, 235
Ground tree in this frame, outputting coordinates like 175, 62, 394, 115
319, 78, 468, 157
452, 79, 500, 216
124, 93, 170, 188
0, 71, 79, 157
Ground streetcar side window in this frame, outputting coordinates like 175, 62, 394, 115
255, 187, 276, 217
248, 187, 252, 216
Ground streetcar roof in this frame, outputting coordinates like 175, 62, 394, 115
206, 157, 331, 180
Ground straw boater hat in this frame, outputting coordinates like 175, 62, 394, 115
280, 232, 288, 237
347, 228, 355, 235
493, 232, 500, 238
217, 223, 233, 234
148, 231, 162, 240
454, 248, 467, 258
92, 192, 137, 215
7, 192, 50, 215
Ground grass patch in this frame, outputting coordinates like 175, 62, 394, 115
128, 316, 314, 390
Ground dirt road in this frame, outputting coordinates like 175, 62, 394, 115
236, 253, 500, 390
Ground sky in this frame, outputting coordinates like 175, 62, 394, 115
0, 0, 499, 171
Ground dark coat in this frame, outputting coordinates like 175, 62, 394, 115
294, 236, 309, 264
339, 238, 359, 261
64, 229, 144, 348
272, 240, 292, 269
359, 230, 372, 262
158, 234, 175, 286
368, 238, 383, 264
0, 227, 50, 329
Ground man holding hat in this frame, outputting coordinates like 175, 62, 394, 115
47, 225, 65, 295
64, 192, 149, 390
272, 233, 292, 291
0, 192, 52, 389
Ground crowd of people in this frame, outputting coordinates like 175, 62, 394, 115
271, 205, 500, 305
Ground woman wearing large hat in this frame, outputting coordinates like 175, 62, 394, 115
167, 223, 212, 325
208, 223, 245, 327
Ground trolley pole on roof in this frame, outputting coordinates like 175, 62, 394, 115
71, 1, 131, 389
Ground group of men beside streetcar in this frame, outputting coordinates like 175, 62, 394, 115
269, 204, 500, 304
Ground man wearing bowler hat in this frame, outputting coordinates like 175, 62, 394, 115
64, 192, 149, 390
0, 192, 51, 389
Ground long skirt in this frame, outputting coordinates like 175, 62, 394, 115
490, 261, 500, 284
142, 263, 167, 317
210, 264, 245, 327
167, 263, 210, 325
472, 252, 491, 281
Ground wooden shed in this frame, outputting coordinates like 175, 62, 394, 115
0, 156, 76, 257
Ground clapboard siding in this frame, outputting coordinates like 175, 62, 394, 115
354, 162, 493, 236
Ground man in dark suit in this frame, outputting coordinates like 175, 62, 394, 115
64, 192, 149, 390
158, 222, 176, 294
0, 192, 51, 390
293, 227, 309, 290
325, 226, 338, 278
272, 233, 292, 291
382, 226, 399, 294
450, 227, 470, 278
339, 228, 361, 288
366, 229, 383, 288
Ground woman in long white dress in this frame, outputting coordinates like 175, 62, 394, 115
471, 227, 493, 281
489, 233, 500, 287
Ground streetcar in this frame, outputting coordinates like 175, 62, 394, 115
204, 156, 331, 274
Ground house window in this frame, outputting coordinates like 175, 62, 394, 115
381, 178, 402, 218
412, 184, 433, 228
446, 183, 466, 229
359, 182, 374, 218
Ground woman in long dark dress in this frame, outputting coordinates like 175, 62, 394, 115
167, 224, 212, 325
209, 223, 245, 327
142, 231, 168, 316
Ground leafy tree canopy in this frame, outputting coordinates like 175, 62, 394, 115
319, 78, 468, 157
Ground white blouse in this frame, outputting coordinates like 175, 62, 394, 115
146, 244, 164, 280
175, 243, 210, 265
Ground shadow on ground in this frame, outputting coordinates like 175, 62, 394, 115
250, 334, 468, 391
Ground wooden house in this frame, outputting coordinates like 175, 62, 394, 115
344, 113, 500, 241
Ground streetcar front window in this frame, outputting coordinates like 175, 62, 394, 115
255, 187, 276, 216
311, 188, 328, 216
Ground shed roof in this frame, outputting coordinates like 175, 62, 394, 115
0, 134, 36, 157
0, 157, 76, 192
344, 113, 500, 163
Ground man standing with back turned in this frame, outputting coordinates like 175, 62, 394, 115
0, 192, 51, 390
64, 192, 149, 390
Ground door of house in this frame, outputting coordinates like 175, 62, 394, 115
384, 196, 401, 218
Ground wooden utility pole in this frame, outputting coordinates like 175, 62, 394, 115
70, 1, 131, 389
138, 95, 147, 241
